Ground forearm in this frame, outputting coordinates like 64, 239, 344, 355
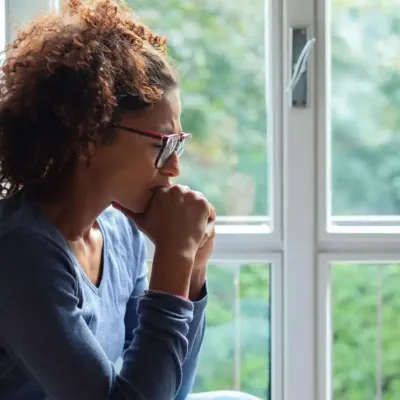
150, 248, 194, 298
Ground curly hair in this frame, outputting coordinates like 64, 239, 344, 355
0, 0, 178, 197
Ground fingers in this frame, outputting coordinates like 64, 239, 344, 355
112, 186, 216, 236
200, 221, 216, 248
208, 205, 216, 222
176, 184, 190, 192
172, 186, 215, 223
193, 190, 216, 223
206, 220, 216, 238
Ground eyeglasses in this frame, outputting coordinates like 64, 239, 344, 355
111, 123, 192, 168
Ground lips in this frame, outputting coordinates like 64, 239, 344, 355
151, 181, 172, 191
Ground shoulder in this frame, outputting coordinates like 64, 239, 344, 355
0, 229, 79, 298
0, 191, 68, 248
0, 192, 75, 266
0, 228, 75, 270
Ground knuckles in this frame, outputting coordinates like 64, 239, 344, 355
160, 185, 213, 215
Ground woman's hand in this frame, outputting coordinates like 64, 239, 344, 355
189, 220, 216, 301
112, 185, 215, 298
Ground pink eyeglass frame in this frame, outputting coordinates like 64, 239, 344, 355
111, 123, 192, 168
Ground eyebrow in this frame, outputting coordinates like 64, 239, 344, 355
158, 122, 180, 135
158, 124, 174, 134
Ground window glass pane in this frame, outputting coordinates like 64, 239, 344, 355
330, 0, 400, 216
332, 263, 400, 399
129, 0, 269, 217
194, 263, 271, 399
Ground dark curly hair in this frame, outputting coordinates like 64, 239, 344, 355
0, 0, 178, 197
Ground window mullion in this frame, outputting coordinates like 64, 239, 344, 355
282, 0, 317, 399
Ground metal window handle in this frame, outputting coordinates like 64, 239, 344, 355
286, 27, 316, 108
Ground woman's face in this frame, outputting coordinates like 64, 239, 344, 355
91, 88, 185, 213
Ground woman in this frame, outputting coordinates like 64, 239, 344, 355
0, 1, 262, 400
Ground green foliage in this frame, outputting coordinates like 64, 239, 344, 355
196, 265, 270, 398
331, 0, 400, 215
332, 264, 400, 399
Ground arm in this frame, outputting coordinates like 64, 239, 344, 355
123, 236, 208, 399
0, 231, 193, 400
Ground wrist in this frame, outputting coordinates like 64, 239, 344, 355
189, 268, 207, 301
155, 244, 197, 263
150, 248, 195, 298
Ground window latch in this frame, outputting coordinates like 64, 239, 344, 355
286, 27, 316, 108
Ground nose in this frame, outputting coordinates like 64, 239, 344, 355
159, 152, 181, 177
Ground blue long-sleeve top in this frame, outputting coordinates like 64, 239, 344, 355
0, 191, 207, 400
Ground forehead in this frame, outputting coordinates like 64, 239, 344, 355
119, 89, 181, 133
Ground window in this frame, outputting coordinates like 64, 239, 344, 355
7, 0, 399, 399
331, 263, 400, 398
327, 0, 400, 233
195, 263, 271, 397
317, 0, 400, 399
318, 258, 400, 400
329, 0, 400, 219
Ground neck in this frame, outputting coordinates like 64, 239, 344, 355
34, 166, 110, 241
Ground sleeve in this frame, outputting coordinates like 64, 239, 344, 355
0, 231, 193, 400
123, 242, 149, 352
122, 232, 209, 400
175, 284, 208, 400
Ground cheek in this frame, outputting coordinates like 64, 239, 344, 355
97, 139, 158, 187
118, 148, 158, 184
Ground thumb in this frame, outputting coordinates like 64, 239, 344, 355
199, 221, 216, 248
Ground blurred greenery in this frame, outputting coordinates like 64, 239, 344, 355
128, 0, 400, 398
198, 264, 270, 398
129, 0, 267, 217
331, 0, 400, 216
332, 264, 400, 399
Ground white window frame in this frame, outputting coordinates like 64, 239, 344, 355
282, 0, 400, 397
281, 0, 318, 397
8, 0, 399, 399
316, 0, 400, 252
314, 0, 400, 399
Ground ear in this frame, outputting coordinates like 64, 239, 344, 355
86, 140, 97, 157
78, 139, 97, 163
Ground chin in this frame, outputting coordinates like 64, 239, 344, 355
119, 191, 153, 214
